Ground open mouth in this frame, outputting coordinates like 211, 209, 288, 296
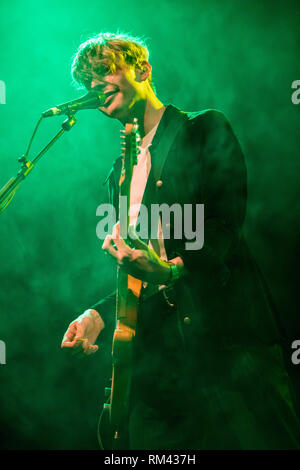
104, 91, 117, 105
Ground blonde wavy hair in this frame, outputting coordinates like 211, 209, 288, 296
71, 32, 155, 92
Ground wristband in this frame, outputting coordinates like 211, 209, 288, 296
167, 261, 181, 284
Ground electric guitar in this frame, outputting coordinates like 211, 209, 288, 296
98, 119, 142, 450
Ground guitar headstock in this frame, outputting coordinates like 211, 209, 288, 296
119, 118, 140, 194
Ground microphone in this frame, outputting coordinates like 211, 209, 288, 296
42, 90, 107, 117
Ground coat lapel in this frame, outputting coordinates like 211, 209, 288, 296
103, 104, 187, 229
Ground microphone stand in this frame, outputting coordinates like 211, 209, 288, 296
0, 114, 77, 214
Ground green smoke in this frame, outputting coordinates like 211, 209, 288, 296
0, 0, 299, 449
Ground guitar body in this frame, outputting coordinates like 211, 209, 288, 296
98, 120, 142, 449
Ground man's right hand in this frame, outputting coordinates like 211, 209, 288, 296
61, 309, 104, 356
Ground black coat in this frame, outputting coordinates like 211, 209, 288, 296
92, 104, 300, 449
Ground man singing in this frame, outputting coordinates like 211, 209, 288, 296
61, 32, 300, 450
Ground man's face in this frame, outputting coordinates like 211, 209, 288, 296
90, 65, 142, 121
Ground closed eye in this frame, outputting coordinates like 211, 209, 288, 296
91, 84, 106, 92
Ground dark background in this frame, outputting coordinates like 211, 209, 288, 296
0, 0, 299, 449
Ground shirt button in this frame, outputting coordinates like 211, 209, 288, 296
156, 179, 163, 187
183, 316, 192, 325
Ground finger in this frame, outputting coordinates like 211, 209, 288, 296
61, 322, 83, 347
112, 235, 128, 251
61, 331, 77, 348
61, 340, 77, 348
81, 339, 97, 353
102, 239, 119, 258
102, 234, 117, 251
84, 344, 99, 355
102, 234, 118, 254
112, 223, 129, 251
102, 234, 112, 250
112, 222, 120, 239
61, 335, 85, 349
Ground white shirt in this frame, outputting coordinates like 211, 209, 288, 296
129, 120, 168, 262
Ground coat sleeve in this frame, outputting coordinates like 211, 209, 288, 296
172, 109, 247, 287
